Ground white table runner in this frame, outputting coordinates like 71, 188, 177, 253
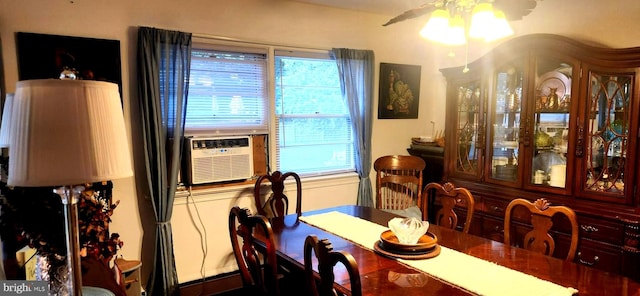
300, 211, 578, 296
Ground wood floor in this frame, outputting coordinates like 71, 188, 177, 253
179, 272, 308, 296
211, 289, 245, 296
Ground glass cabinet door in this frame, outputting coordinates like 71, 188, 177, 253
454, 81, 483, 178
529, 58, 573, 189
579, 71, 632, 203
489, 62, 523, 183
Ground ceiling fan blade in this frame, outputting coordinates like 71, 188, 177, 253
382, 0, 540, 27
382, 2, 437, 26
493, 0, 539, 21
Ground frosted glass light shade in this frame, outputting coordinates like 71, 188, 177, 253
8, 79, 133, 187
420, 9, 451, 43
469, 3, 495, 39
446, 14, 467, 46
0, 93, 14, 148
469, 3, 513, 42
484, 10, 514, 42
421, 3, 512, 45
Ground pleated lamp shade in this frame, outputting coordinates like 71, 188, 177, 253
8, 79, 133, 187
0, 93, 14, 148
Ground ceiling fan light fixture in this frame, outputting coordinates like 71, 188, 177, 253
484, 9, 514, 42
418, 1, 515, 46
468, 2, 496, 39
419, 9, 451, 43
446, 14, 467, 45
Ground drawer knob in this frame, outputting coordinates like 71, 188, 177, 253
577, 252, 600, 266
581, 225, 599, 233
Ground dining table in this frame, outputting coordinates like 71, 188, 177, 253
267, 204, 640, 296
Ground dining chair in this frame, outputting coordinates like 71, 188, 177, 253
504, 198, 579, 261
374, 155, 426, 219
423, 182, 475, 233
304, 235, 362, 296
228, 206, 280, 295
254, 171, 302, 218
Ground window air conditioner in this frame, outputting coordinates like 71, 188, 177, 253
184, 136, 254, 185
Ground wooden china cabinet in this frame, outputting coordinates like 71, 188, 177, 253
439, 34, 640, 280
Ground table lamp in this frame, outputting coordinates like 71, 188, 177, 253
0, 93, 14, 183
0, 93, 14, 148
7, 79, 133, 295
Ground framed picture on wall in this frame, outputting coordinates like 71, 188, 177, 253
378, 63, 421, 119
15, 32, 122, 97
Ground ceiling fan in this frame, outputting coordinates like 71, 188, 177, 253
382, 0, 541, 27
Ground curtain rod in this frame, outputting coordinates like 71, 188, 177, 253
192, 32, 331, 52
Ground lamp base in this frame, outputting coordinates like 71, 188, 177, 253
35, 254, 72, 295
54, 185, 85, 296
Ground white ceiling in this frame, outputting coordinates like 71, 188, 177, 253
288, 0, 428, 16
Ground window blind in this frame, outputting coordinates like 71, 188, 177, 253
186, 48, 268, 136
274, 52, 355, 175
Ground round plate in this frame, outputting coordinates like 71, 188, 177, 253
374, 241, 441, 260
379, 230, 438, 252
537, 71, 570, 99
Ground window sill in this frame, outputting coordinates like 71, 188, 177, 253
174, 171, 359, 204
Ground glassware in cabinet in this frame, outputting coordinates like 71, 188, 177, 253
528, 57, 573, 189
578, 70, 632, 203
454, 81, 483, 178
488, 63, 523, 183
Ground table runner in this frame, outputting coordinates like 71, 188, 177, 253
300, 211, 578, 296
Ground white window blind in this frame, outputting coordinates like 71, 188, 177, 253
186, 47, 268, 135
274, 51, 355, 175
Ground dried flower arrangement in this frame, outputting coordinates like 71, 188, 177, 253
77, 182, 124, 263
0, 181, 123, 275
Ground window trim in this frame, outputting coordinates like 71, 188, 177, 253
186, 43, 270, 137
273, 51, 355, 176
182, 37, 356, 187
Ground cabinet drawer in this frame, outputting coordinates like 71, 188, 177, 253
482, 196, 509, 218
578, 216, 623, 245
575, 240, 623, 275
550, 213, 623, 245
482, 196, 532, 224
481, 216, 505, 242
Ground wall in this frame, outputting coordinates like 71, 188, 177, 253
172, 174, 358, 281
1, 0, 639, 286
0, 0, 435, 284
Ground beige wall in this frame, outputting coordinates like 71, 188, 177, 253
1, 0, 638, 285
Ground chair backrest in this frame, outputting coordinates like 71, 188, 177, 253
374, 155, 426, 211
423, 182, 475, 233
304, 235, 361, 296
504, 198, 579, 261
254, 171, 302, 218
228, 206, 279, 296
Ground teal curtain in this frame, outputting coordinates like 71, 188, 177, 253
331, 48, 375, 207
137, 26, 192, 296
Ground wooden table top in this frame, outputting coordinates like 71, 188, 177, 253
268, 205, 640, 296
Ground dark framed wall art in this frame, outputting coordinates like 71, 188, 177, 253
378, 63, 421, 119
15, 32, 122, 96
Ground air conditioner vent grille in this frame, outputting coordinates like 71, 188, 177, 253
185, 136, 253, 184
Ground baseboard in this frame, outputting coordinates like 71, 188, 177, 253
179, 272, 242, 296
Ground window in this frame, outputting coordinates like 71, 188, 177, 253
274, 51, 355, 175
186, 46, 268, 136
185, 44, 355, 181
